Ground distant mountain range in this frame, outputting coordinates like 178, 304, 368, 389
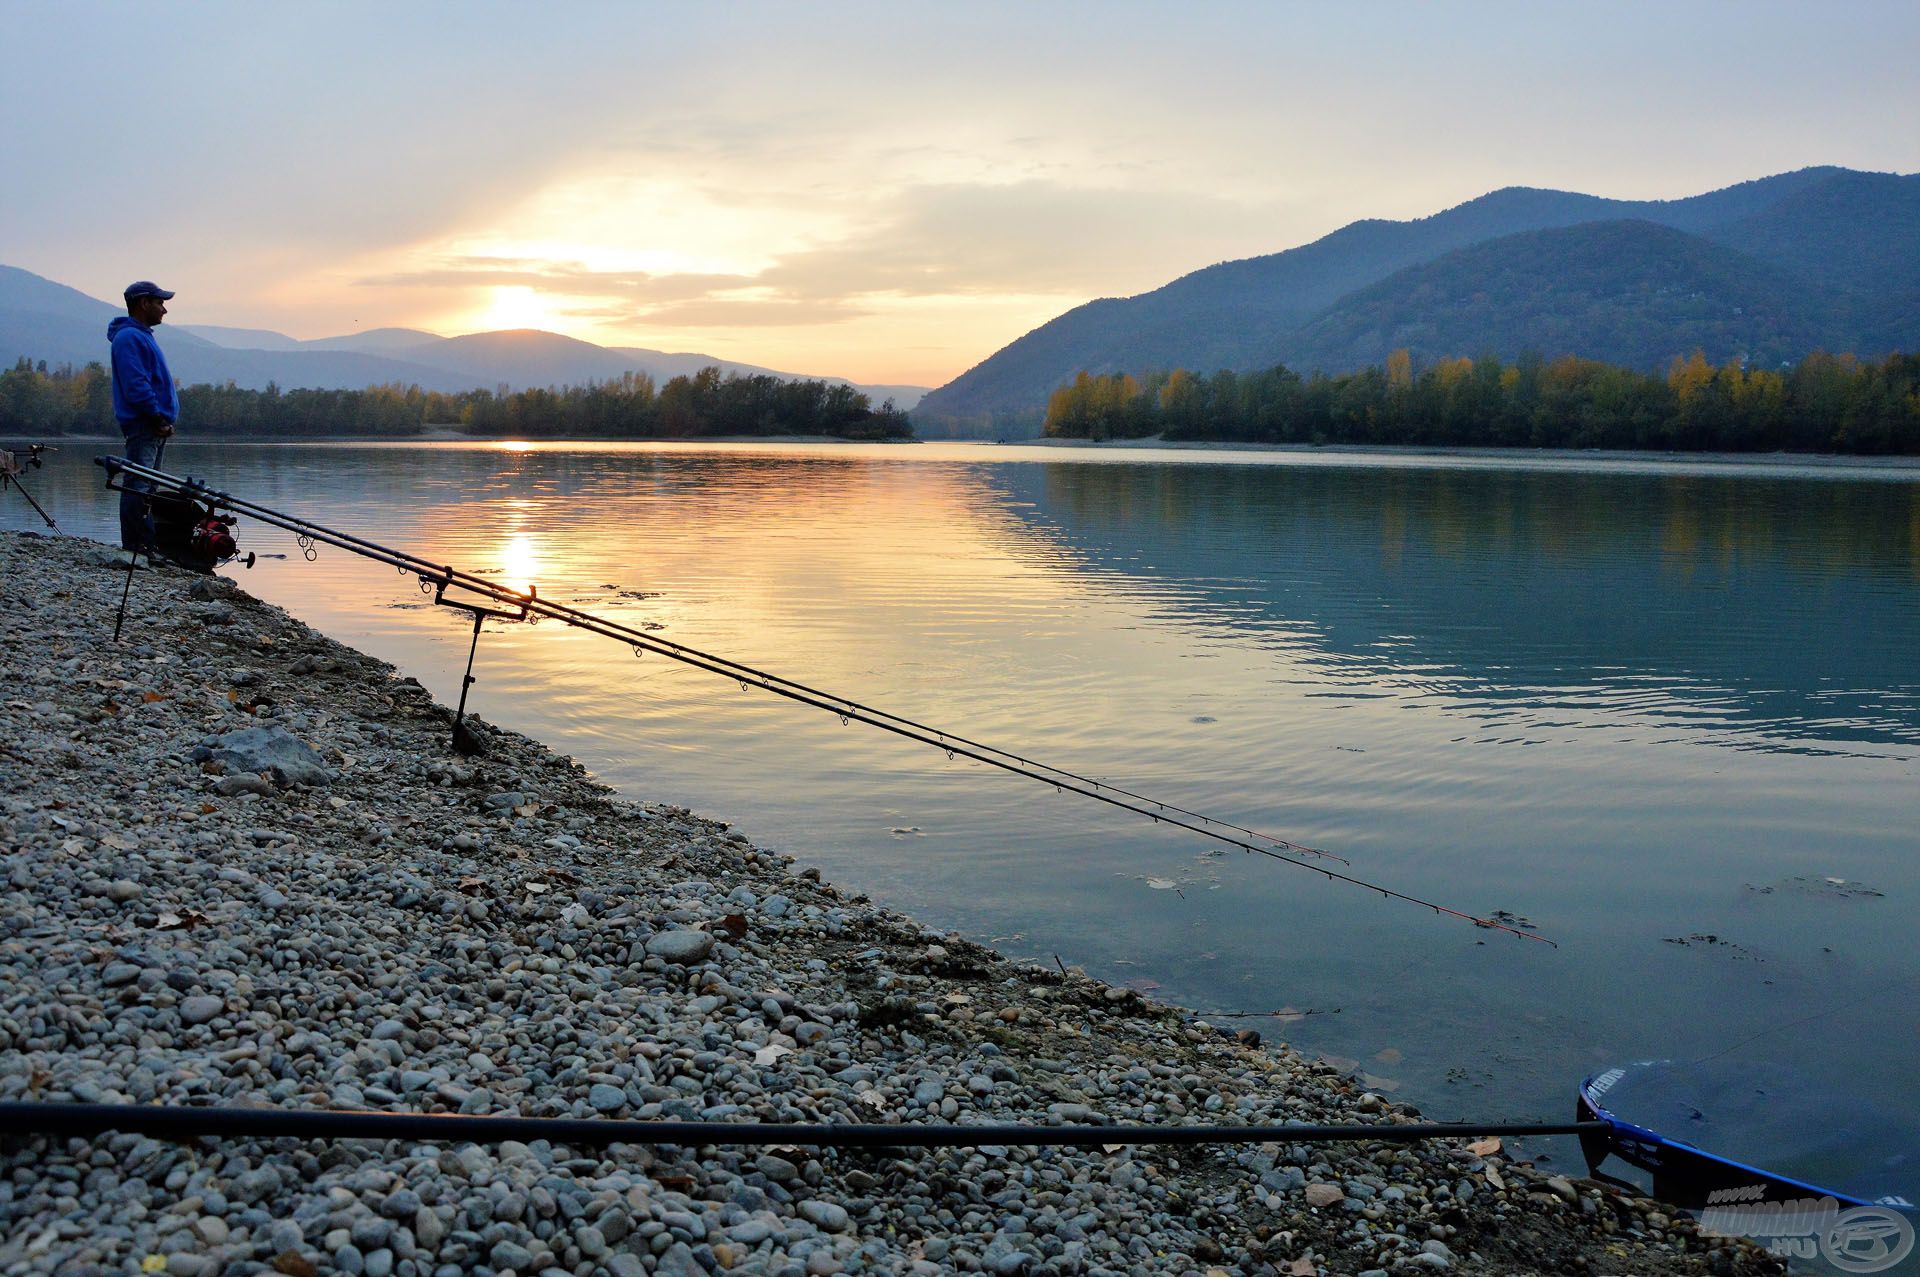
0, 266, 926, 409
915, 166, 1920, 435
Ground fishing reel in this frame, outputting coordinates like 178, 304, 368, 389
1, 442, 53, 474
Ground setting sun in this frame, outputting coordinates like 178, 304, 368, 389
474, 285, 563, 335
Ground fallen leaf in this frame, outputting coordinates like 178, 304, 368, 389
941, 991, 973, 1005
456, 877, 489, 895
855, 1090, 889, 1109
715, 913, 749, 940
754, 1044, 792, 1066
513, 803, 538, 818
1485, 1163, 1506, 1191
1287, 1260, 1317, 1276
142, 1257, 168, 1274
142, 691, 165, 704
199, 803, 217, 816
156, 910, 211, 931
273, 1253, 320, 1277
226, 690, 239, 703
1468, 1136, 1502, 1158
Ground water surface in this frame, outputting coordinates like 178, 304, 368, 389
8, 439, 1916, 1187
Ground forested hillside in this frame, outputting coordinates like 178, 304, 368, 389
916, 168, 1919, 434
1041, 350, 1920, 455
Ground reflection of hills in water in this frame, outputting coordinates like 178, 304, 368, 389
14, 444, 1919, 752
989, 462, 1920, 753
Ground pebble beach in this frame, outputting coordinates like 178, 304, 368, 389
0, 529, 1784, 1277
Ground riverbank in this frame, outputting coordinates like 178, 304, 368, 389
0, 530, 1781, 1277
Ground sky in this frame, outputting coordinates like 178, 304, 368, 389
5, 1, 1917, 388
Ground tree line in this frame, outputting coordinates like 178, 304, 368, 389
1043, 349, 1920, 455
0, 359, 913, 441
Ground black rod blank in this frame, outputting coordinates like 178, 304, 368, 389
0, 1102, 1607, 1148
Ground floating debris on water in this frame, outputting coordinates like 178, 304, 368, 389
1662, 933, 1763, 960
1746, 875, 1885, 899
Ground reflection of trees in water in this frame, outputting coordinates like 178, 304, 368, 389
1033, 462, 1920, 582
1001, 463, 1920, 748
19, 444, 894, 540
12, 445, 1919, 747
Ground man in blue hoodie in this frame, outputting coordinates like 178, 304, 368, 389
108, 281, 180, 554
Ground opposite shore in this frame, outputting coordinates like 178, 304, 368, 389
21, 430, 1920, 474
0, 530, 1782, 1276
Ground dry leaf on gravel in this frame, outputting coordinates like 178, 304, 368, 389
156, 910, 210, 931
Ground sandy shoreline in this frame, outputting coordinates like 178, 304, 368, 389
0, 530, 1780, 1276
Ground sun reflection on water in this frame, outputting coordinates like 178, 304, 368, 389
498, 531, 541, 596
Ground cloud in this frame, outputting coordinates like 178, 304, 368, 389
762, 180, 1290, 301
354, 179, 1292, 335
362, 258, 753, 303
623, 298, 873, 328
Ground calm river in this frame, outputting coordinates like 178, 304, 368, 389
8, 439, 1917, 1187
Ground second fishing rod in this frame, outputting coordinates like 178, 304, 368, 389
95, 455, 1555, 944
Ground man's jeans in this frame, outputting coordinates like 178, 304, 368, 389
118, 423, 166, 551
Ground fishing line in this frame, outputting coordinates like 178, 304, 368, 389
1684, 979, 1903, 1068
91, 457, 1555, 944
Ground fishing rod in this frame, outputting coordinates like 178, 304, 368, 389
93, 455, 1555, 945
0, 443, 58, 530
0, 1102, 1606, 1149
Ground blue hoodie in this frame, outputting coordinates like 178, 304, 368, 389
107, 315, 178, 427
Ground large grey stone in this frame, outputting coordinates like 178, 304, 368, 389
179, 995, 224, 1025
194, 724, 335, 787
799, 1200, 849, 1233
645, 929, 715, 965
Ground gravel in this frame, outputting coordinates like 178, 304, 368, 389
0, 530, 1783, 1276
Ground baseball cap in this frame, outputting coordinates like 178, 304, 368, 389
124, 281, 175, 301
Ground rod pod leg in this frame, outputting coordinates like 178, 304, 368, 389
3, 475, 58, 529
451, 611, 487, 755
111, 547, 142, 643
